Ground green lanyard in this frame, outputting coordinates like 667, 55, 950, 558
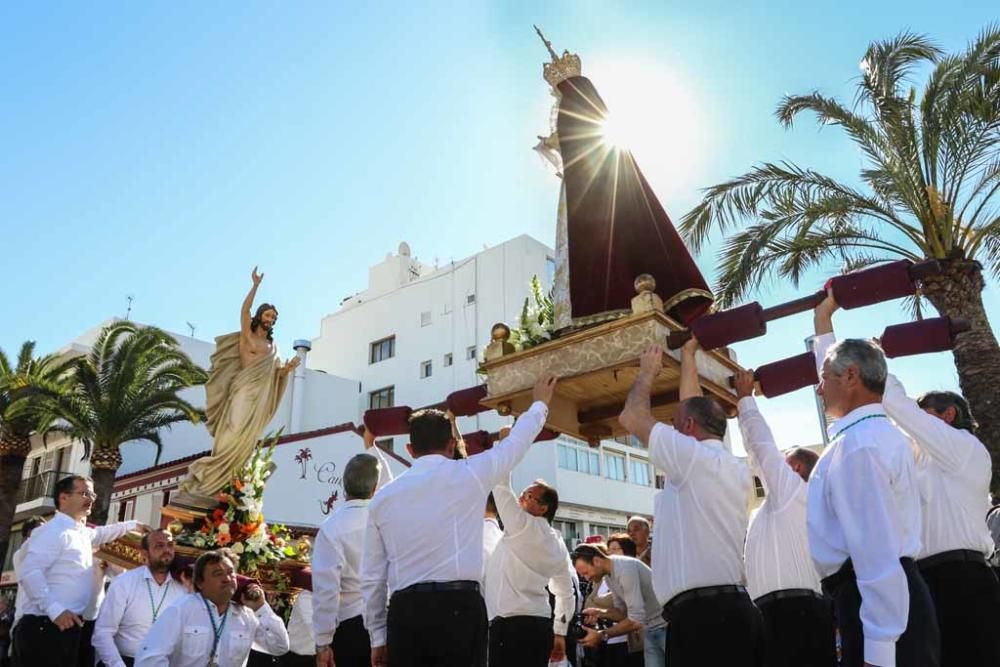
831, 413, 888, 440
145, 577, 171, 622
201, 595, 229, 666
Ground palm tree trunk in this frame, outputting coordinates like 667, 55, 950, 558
922, 259, 1000, 495
89, 446, 123, 526
0, 452, 27, 567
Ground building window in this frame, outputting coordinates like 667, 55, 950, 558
466, 346, 477, 361
604, 452, 626, 481
754, 476, 766, 498
420, 311, 431, 327
118, 498, 135, 522
369, 336, 395, 364
655, 474, 666, 490
466, 293, 476, 305
629, 458, 651, 486
369, 386, 395, 409
376, 438, 394, 453
557, 442, 600, 476
588, 523, 627, 540
420, 360, 432, 379
552, 519, 580, 552
444, 353, 453, 367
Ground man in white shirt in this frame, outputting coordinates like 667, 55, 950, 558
10, 515, 46, 633
93, 529, 185, 667
483, 492, 503, 568
313, 439, 394, 667
283, 584, 314, 667
810, 294, 939, 667
625, 516, 652, 567
619, 341, 762, 666
135, 549, 288, 666
816, 294, 996, 665
12, 475, 144, 667
734, 370, 836, 667
484, 475, 573, 667
573, 543, 668, 667
361, 374, 556, 667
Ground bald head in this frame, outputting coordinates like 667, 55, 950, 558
785, 447, 819, 481
674, 396, 727, 440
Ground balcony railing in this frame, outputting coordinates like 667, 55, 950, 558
17, 470, 71, 505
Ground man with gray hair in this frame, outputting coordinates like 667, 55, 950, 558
811, 292, 939, 667
816, 292, 997, 666
312, 434, 394, 667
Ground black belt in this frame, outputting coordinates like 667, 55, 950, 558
754, 588, 826, 607
822, 557, 915, 592
395, 580, 480, 595
917, 549, 987, 571
662, 584, 749, 621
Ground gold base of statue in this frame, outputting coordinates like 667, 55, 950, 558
480, 310, 743, 446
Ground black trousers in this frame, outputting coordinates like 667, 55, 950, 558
387, 587, 487, 667
332, 614, 371, 667
97, 658, 134, 667
281, 653, 314, 667
489, 615, 552, 667
757, 591, 837, 667
663, 588, 763, 666
11, 614, 82, 667
919, 555, 1000, 666
247, 648, 284, 665
822, 557, 940, 667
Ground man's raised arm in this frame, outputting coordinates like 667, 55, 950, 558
466, 375, 556, 490
734, 370, 801, 508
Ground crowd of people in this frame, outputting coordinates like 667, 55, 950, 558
6, 291, 1000, 667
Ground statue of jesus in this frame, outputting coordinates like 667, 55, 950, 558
178, 267, 300, 502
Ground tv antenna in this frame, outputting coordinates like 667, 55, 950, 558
125, 295, 134, 320
186, 321, 197, 337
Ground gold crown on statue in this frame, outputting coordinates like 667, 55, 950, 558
535, 25, 582, 88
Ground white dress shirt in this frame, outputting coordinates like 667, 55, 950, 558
12, 541, 30, 626
361, 400, 548, 646
604, 556, 666, 631
311, 445, 394, 647
93, 565, 187, 666
648, 423, 751, 605
484, 477, 574, 634
16, 512, 137, 620
286, 590, 314, 656
883, 371, 993, 558
739, 397, 822, 599
483, 517, 503, 568
135, 593, 289, 667
810, 331, 922, 667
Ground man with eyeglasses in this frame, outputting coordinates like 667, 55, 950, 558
12, 475, 148, 666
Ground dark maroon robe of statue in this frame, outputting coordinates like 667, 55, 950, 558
557, 75, 713, 325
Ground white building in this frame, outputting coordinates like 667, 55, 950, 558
309, 235, 664, 547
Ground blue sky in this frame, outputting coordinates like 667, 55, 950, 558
2, 2, 997, 450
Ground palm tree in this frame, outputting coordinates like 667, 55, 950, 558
680, 28, 1000, 489
0, 342, 68, 563
24, 321, 208, 524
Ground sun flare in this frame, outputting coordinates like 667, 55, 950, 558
589, 58, 707, 197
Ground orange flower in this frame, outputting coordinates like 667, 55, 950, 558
241, 521, 260, 535
216, 532, 232, 546
233, 479, 244, 492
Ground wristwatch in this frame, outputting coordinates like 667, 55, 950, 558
598, 630, 609, 643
